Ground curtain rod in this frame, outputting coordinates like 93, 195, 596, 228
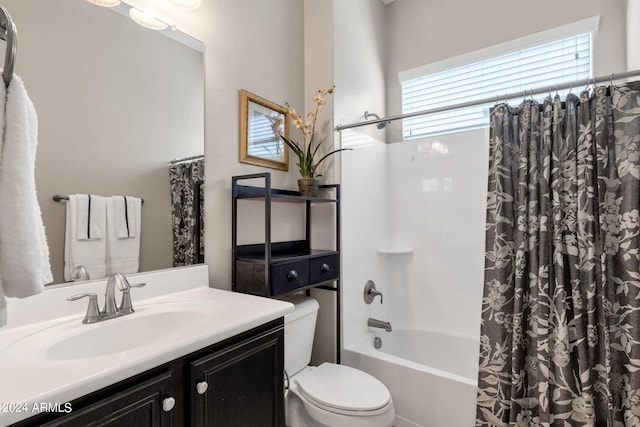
335, 69, 640, 132
170, 154, 204, 164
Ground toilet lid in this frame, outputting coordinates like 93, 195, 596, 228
295, 363, 391, 413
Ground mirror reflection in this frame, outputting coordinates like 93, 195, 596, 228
1, 0, 205, 284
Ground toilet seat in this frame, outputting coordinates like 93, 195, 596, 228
294, 363, 392, 416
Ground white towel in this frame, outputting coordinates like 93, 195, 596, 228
106, 197, 141, 275
75, 194, 106, 240
64, 195, 107, 281
0, 75, 53, 327
112, 196, 138, 238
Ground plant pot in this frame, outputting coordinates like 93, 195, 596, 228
298, 178, 320, 197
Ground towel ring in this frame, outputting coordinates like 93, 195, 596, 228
0, 6, 16, 88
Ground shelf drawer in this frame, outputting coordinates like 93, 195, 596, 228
309, 254, 339, 284
272, 260, 309, 295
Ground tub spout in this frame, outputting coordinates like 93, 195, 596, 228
367, 317, 392, 332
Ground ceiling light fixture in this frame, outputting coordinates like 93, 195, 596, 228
167, 0, 201, 8
129, 7, 168, 30
86, 0, 122, 7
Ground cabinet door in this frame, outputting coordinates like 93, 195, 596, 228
39, 372, 175, 427
190, 327, 284, 427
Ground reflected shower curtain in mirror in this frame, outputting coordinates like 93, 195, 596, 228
169, 158, 204, 266
476, 82, 640, 426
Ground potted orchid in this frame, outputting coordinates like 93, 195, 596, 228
279, 86, 350, 197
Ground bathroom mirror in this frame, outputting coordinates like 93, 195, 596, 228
239, 90, 290, 171
1, 0, 205, 284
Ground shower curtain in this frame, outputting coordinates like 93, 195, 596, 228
476, 82, 640, 426
169, 158, 204, 266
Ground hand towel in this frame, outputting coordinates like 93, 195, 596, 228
64, 195, 107, 281
75, 194, 106, 240
106, 196, 141, 275
0, 75, 53, 327
112, 195, 138, 238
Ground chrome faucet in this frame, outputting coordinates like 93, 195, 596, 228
367, 318, 392, 332
70, 265, 90, 281
68, 273, 146, 324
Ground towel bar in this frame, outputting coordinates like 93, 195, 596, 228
53, 195, 144, 204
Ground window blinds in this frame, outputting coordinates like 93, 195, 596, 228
401, 33, 591, 139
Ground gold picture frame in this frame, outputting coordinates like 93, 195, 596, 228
239, 90, 289, 171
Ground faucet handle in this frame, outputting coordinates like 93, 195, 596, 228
119, 282, 146, 314
67, 293, 101, 324
364, 280, 383, 304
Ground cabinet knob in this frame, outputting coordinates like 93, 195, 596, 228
320, 263, 331, 272
162, 397, 176, 412
196, 381, 208, 394
287, 270, 298, 280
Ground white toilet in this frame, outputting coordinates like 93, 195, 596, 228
283, 295, 395, 427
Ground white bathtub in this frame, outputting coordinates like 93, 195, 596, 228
343, 328, 479, 427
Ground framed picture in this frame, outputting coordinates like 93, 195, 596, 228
239, 90, 289, 171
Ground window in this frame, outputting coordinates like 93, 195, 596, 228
400, 19, 597, 139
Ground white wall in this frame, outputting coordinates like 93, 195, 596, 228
385, 129, 488, 337
333, 0, 389, 352
340, 132, 390, 349
628, 0, 640, 70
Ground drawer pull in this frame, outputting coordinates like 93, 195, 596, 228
162, 397, 176, 412
320, 263, 331, 272
287, 270, 298, 280
196, 381, 209, 394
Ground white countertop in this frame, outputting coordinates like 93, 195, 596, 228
0, 266, 293, 425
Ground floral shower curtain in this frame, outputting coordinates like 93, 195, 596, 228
476, 82, 640, 426
169, 158, 204, 266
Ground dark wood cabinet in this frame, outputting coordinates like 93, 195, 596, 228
39, 372, 175, 427
190, 326, 284, 427
11, 319, 284, 427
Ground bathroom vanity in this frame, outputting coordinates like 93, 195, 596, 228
11, 318, 283, 426
0, 265, 292, 427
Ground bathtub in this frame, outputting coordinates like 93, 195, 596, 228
342, 328, 479, 427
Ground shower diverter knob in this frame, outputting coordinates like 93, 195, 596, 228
364, 280, 383, 304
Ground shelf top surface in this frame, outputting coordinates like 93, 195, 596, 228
236, 248, 338, 262
234, 184, 338, 203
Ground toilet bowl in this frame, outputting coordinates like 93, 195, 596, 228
283, 295, 395, 427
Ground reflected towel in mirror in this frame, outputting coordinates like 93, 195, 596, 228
64, 195, 107, 281
113, 195, 138, 238
106, 196, 141, 275
74, 194, 106, 240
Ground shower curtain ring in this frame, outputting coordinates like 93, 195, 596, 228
585, 78, 592, 95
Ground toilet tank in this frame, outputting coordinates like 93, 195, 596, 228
282, 295, 319, 377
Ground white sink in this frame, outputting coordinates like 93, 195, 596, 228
5, 302, 211, 361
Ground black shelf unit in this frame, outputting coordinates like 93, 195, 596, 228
232, 172, 340, 362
